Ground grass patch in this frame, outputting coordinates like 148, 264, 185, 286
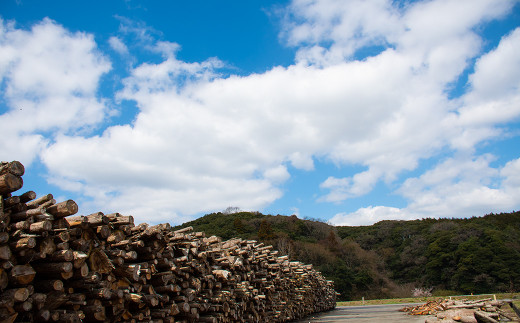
337, 293, 520, 307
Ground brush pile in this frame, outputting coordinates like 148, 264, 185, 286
400, 297, 520, 323
0, 161, 336, 322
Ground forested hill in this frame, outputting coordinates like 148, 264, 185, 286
173, 211, 520, 301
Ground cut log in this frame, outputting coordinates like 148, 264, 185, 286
0, 269, 7, 290
19, 190, 36, 203
9, 236, 37, 251
34, 279, 64, 292
14, 300, 33, 312
0, 161, 25, 176
508, 301, 520, 319
0, 173, 23, 195
32, 262, 73, 275
26, 194, 53, 209
3, 196, 20, 208
0, 233, 8, 245
29, 220, 52, 233
0, 287, 30, 302
85, 212, 109, 225
0, 245, 11, 261
8, 265, 36, 285
48, 249, 74, 262
474, 311, 499, 323
45, 200, 78, 218
10, 207, 44, 222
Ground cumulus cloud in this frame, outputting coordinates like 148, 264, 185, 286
330, 155, 520, 226
0, 18, 111, 165
2, 0, 520, 226
329, 24, 520, 225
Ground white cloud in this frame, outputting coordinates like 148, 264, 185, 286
284, 0, 403, 65
45, 0, 520, 224
108, 36, 129, 56
469, 28, 520, 101
330, 155, 520, 226
3, 0, 520, 226
264, 165, 291, 184
330, 206, 406, 226
398, 154, 513, 217
0, 18, 111, 165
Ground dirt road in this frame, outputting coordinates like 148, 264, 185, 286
295, 304, 430, 322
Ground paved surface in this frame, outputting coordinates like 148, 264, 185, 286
295, 304, 431, 322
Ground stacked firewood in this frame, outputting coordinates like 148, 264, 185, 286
0, 161, 336, 322
400, 298, 520, 323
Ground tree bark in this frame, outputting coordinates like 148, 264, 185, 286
0, 173, 23, 195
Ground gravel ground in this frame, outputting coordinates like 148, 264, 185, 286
295, 304, 431, 323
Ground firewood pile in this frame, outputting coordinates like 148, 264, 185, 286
400, 298, 520, 323
0, 161, 337, 322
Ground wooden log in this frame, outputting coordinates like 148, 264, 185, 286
0, 233, 8, 245
65, 215, 89, 229
40, 199, 56, 208
475, 311, 499, 323
26, 194, 53, 209
45, 200, 78, 218
54, 231, 70, 243
34, 309, 51, 321
9, 236, 37, 251
82, 304, 106, 321
32, 262, 73, 274
0, 245, 11, 261
0, 312, 17, 323
42, 291, 69, 311
10, 207, 44, 222
29, 220, 53, 233
174, 226, 193, 234
0, 261, 13, 270
85, 212, 109, 225
0, 269, 7, 290
0, 173, 23, 195
72, 262, 89, 279
0, 287, 30, 302
106, 230, 125, 244
39, 237, 56, 256
53, 310, 85, 323
8, 264, 36, 285
14, 300, 33, 312
88, 249, 113, 274
107, 214, 134, 226
34, 279, 64, 292
48, 249, 74, 262
0, 161, 25, 176
3, 196, 20, 208
508, 301, 520, 319
113, 264, 140, 282
9, 219, 30, 230
19, 190, 36, 203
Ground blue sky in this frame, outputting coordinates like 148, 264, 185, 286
1, 0, 520, 226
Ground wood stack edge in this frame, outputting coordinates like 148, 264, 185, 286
0, 161, 336, 322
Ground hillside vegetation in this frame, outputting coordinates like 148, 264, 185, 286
174, 211, 520, 301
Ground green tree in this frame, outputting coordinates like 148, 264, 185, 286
258, 219, 274, 240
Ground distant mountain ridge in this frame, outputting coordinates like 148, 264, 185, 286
174, 211, 520, 301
